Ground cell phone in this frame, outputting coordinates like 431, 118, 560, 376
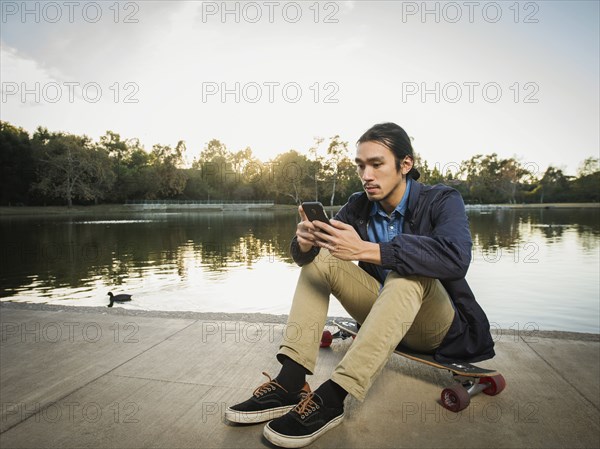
301, 202, 331, 225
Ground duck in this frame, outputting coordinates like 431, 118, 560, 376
107, 292, 132, 307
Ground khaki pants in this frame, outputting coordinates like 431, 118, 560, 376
278, 250, 455, 401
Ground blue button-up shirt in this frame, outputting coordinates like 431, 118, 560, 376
367, 179, 411, 282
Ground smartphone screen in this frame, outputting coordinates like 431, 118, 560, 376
301, 202, 331, 225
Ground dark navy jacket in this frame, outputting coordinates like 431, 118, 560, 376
291, 181, 496, 363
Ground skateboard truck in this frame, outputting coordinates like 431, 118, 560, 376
441, 374, 506, 412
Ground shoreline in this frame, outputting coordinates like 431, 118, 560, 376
0, 202, 598, 216
0, 204, 297, 216
2, 300, 598, 342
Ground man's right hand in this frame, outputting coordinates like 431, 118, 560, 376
296, 205, 319, 253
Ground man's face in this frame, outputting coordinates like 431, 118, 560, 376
355, 141, 411, 209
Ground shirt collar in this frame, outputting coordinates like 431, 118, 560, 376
370, 178, 412, 218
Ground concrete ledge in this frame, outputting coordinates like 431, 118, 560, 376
1, 302, 599, 448
2, 301, 599, 341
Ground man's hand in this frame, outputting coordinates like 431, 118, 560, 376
295, 205, 320, 253
312, 220, 381, 264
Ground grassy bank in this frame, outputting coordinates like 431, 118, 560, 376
0, 204, 145, 216
465, 203, 600, 209
0, 202, 598, 216
0, 204, 299, 216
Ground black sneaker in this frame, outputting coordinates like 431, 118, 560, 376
263, 392, 344, 448
225, 372, 311, 424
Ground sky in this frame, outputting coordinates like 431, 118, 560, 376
1, 0, 598, 176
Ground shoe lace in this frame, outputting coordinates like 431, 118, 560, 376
293, 392, 320, 420
253, 372, 288, 398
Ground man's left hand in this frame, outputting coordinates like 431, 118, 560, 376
313, 220, 381, 264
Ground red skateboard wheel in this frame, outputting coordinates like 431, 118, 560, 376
481, 375, 506, 396
441, 385, 470, 412
320, 330, 333, 348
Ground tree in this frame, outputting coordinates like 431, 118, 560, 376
231, 146, 264, 200
571, 171, 600, 202
460, 154, 494, 203
98, 131, 130, 200
577, 157, 599, 178
496, 157, 533, 204
87, 145, 116, 204
0, 121, 34, 205
31, 129, 113, 207
570, 158, 599, 202
537, 166, 570, 203
323, 135, 349, 206
148, 141, 187, 198
419, 160, 446, 186
307, 137, 325, 201
119, 140, 153, 200
459, 153, 533, 204
335, 156, 362, 200
269, 150, 312, 204
193, 139, 233, 200
198, 138, 229, 163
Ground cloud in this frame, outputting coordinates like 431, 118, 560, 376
0, 41, 66, 106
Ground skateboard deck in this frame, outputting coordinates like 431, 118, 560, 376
325, 320, 506, 412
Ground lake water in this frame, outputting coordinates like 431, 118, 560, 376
1, 207, 599, 333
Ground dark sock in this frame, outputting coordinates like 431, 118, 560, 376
275, 356, 307, 392
315, 380, 347, 409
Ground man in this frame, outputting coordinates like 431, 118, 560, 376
226, 122, 495, 448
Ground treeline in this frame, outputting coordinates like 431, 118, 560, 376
1, 121, 598, 207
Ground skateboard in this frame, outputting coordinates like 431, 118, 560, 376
321, 320, 506, 412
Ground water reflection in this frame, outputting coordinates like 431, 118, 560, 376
1, 208, 598, 332
469, 208, 599, 254
0, 211, 298, 297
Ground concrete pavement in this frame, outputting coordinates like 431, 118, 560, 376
1, 302, 598, 449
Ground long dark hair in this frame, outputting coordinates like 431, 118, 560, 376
357, 122, 420, 180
